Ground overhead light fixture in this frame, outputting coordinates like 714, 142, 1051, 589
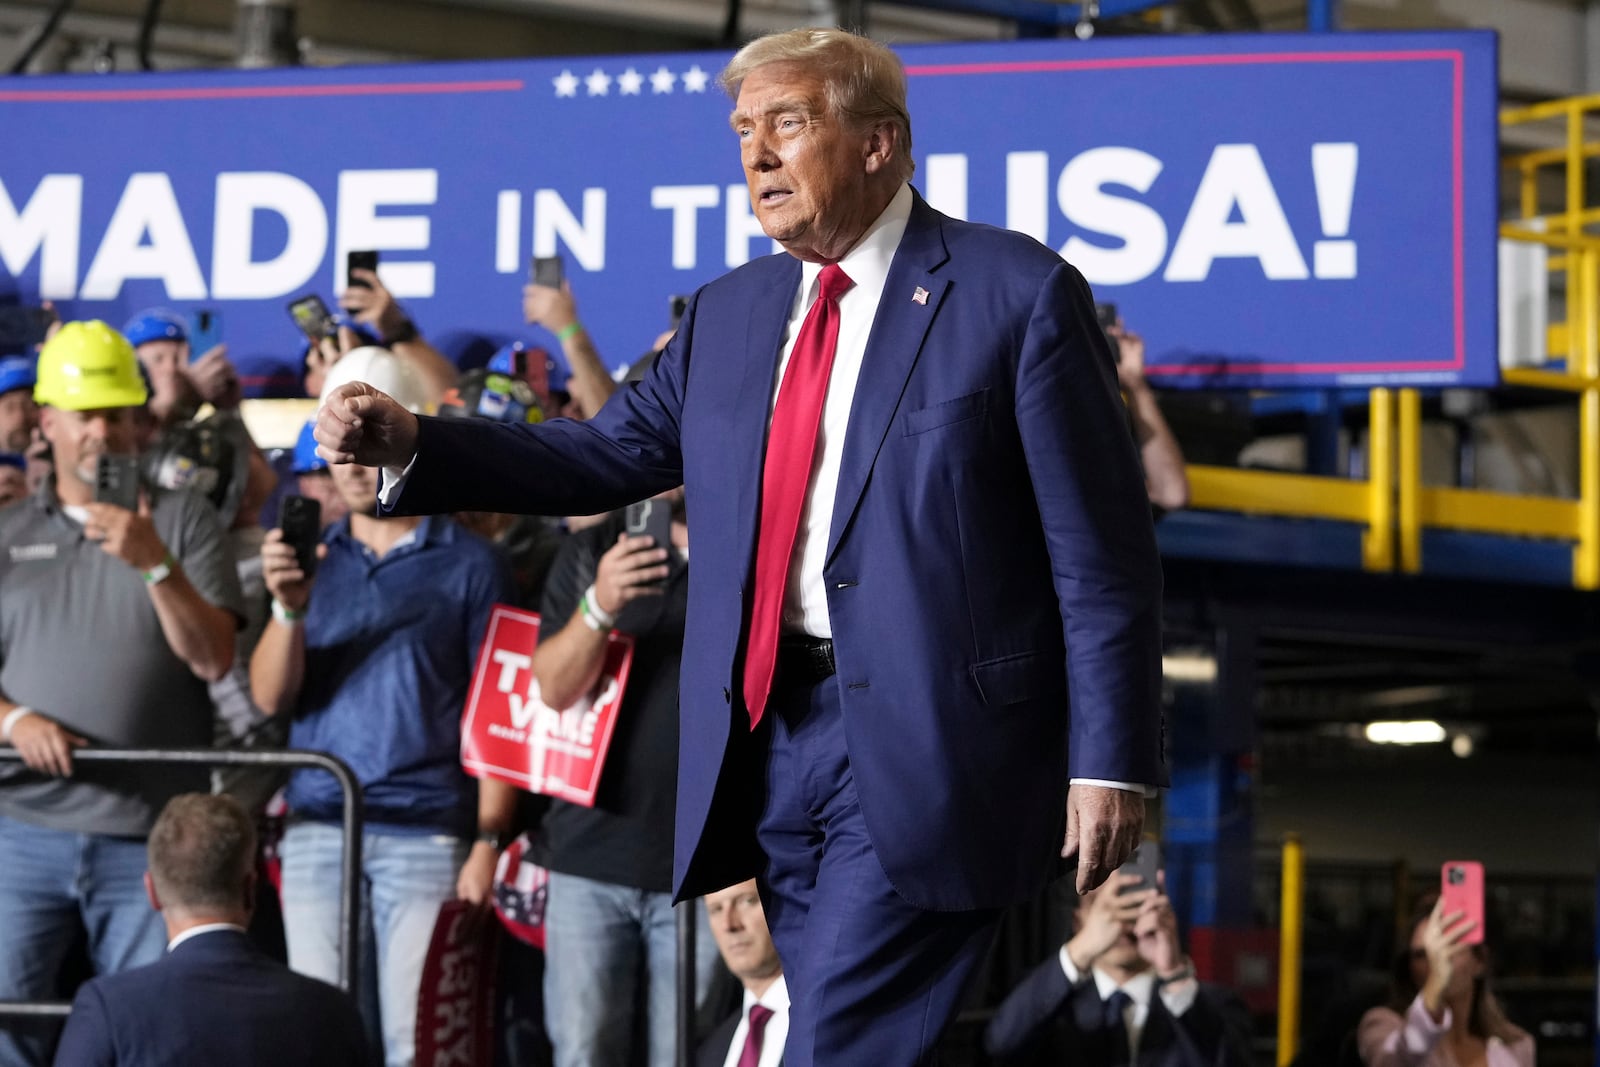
1450, 733, 1475, 758
1364, 720, 1447, 745
1161, 652, 1217, 683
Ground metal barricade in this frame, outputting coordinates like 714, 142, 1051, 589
0, 746, 364, 1019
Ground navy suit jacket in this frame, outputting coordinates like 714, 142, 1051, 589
394, 190, 1165, 909
53, 929, 370, 1067
983, 956, 1253, 1067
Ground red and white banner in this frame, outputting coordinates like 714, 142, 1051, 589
414, 900, 499, 1067
460, 604, 634, 807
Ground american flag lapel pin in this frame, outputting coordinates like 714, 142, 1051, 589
912, 286, 929, 306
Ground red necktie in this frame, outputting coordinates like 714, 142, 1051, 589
742, 263, 854, 728
737, 1002, 775, 1067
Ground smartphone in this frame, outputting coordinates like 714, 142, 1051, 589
1440, 861, 1485, 946
0, 305, 55, 351
624, 498, 673, 589
288, 295, 337, 344
94, 453, 141, 511
346, 249, 379, 290
668, 294, 689, 330
188, 309, 223, 360
280, 495, 322, 579
531, 255, 564, 290
1115, 839, 1162, 894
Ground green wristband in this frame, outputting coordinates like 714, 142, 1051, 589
557, 321, 584, 342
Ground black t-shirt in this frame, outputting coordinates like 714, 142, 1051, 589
535, 512, 686, 892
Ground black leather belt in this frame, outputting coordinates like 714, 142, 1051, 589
774, 636, 836, 689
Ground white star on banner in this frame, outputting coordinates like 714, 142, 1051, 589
553, 70, 579, 97
585, 68, 612, 96
618, 68, 644, 95
682, 65, 710, 92
649, 66, 676, 94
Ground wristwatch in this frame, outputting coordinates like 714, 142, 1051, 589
476, 829, 512, 851
382, 318, 419, 346
1157, 960, 1197, 986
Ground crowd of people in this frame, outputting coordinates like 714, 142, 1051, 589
0, 23, 1535, 1067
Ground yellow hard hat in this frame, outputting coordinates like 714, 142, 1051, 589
34, 321, 149, 411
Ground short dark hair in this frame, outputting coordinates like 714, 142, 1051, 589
147, 793, 256, 913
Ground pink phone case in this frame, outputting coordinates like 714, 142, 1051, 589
1439, 860, 1485, 945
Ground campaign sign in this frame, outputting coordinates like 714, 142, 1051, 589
0, 30, 1496, 389
460, 604, 633, 807
415, 900, 498, 1067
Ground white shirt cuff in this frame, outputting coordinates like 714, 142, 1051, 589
1071, 778, 1158, 797
377, 455, 418, 508
1058, 944, 1085, 985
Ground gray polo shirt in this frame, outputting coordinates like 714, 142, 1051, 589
0, 478, 245, 836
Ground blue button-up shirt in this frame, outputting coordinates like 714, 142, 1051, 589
286, 515, 514, 834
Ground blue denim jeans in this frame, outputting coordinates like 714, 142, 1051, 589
0, 815, 166, 1067
280, 821, 468, 1067
542, 869, 720, 1067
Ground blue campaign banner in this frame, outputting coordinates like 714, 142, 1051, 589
0, 30, 1497, 393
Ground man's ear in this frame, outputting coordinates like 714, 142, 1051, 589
143, 870, 162, 913
863, 122, 899, 176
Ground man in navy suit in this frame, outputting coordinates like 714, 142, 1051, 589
53, 794, 369, 1067
984, 872, 1252, 1067
316, 27, 1164, 1065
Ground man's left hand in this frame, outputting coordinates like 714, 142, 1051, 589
83, 498, 168, 572
1061, 783, 1145, 894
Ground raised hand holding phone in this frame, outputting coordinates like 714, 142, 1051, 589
1440, 861, 1485, 945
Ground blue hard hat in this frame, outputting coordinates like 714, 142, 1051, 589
291, 419, 326, 475
122, 309, 187, 348
0, 356, 35, 396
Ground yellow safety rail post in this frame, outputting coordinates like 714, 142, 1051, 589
1576, 244, 1600, 589
1277, 834, 1304, 1067
1397, 389, 1422, 574
1363, 389, 1395, 572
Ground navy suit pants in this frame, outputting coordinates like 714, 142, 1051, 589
757, 677, 999, 1067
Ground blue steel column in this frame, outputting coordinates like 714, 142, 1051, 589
1307, 0, 1337, 31
1163, 621, 1257, 979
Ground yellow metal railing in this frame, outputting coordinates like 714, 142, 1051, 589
1276, 834, 1304, 1067
1186, 94, 1600, 590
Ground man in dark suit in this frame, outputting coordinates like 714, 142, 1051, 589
698, 879, 787, 1067
316, 27, 1163, 1066
984, 872, 1252, 1067
53, 794, 369, 1067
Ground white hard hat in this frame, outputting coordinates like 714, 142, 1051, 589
319, 346, 431, 414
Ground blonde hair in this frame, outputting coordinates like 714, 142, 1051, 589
719, 28, 914, 182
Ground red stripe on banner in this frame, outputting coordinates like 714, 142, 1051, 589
0, 79, 523, 103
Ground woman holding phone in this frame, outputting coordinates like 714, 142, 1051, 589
1358, 895, 1534, 1067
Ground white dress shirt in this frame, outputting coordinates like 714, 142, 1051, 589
770, 182, 912, 638
1058, 949, 1198, 1055
167, 922, 248, 952
720, 974, 790, 1067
